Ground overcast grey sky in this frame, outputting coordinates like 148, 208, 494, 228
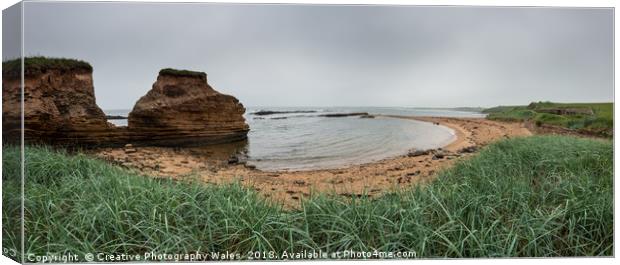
7, 2, 615, 109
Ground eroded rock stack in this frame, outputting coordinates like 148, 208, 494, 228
2, 57, 119, 145
2, 58, 250, 147
127, 68, 249, 146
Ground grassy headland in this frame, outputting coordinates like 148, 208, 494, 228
2, 135, 612, 260
2, 56, 93, 78
484, 101, 613, 137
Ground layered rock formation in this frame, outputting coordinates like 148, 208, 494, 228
2, 58, 249, 147
127, 68, 249, 146
2, 57, 120, 145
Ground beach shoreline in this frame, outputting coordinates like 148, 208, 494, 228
91, 116, 532, 208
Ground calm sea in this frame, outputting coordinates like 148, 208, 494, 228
104, 107, 486, 171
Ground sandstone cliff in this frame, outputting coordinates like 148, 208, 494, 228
2, 57, 119, 145
3, 58, 249, 147
127, 68, 249, 146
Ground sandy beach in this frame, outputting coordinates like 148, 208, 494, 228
92, 116, 532, 208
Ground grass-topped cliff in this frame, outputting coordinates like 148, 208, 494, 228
3, 135, 612, 260
159, 68, 207, 79
483, 101, 613, 137
2, 56, 93, 78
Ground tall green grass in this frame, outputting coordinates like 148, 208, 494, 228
2, 136, 613, 261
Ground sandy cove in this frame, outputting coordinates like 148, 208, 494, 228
91, 116, 532, 208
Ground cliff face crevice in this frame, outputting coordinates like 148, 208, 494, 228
2, 58, 249, 147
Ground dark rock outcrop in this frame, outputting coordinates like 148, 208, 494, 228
320, 112, 369, 118
252, 110, 316, 116
458, 146, 478, 153
127, 69, 249, 146
105, 115, 127, 120
407, 149, 430, 157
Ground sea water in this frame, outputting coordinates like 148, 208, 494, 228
105, 107, 485, 171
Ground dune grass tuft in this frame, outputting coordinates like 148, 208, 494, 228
2, 135, 613, 261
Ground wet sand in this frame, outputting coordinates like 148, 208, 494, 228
91, 116, 532, 208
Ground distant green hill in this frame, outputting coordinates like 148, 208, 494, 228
483, 101, 613, 137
